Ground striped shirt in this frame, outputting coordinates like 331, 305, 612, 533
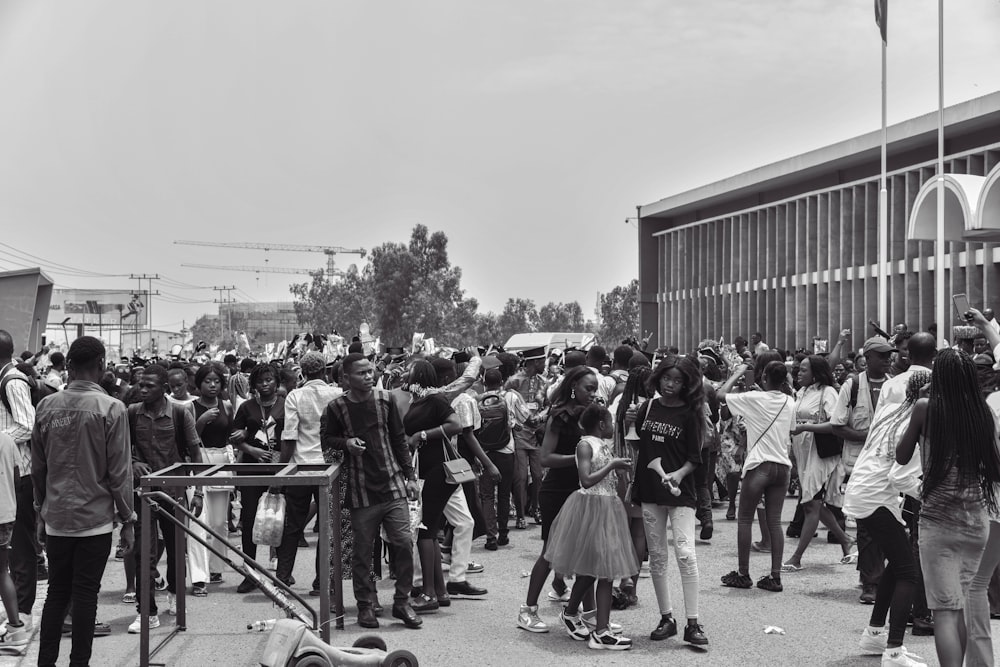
321, 389, 414, 509
0, 363, 36, 472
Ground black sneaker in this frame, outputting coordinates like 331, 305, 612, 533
756, 575, 783, 592
497, 534, 510, 547
515, 517, 527, 530
720, 571, 752, 589
859, 583, 877, 604
699, 520, 713, 540
683, 622, 709, 646
911, 615, 934, 636
650, 614, 677, 641
484, 537, 498, 551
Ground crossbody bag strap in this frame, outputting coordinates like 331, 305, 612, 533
748, 396, 788, 452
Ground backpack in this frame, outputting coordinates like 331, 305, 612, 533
475, 391, 511, 452
0, 365, 55, 414
846, 374, 861, 409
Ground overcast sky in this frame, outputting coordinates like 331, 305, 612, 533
1, 0, 998, 334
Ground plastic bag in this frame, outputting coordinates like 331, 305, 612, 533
252, 491, 285, 547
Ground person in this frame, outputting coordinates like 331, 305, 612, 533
0, 431, 27, 649
585, 346, 617, 405
127, 364, 204, 633
42, 352, 66, 392
751, 333, 769, 357
321, 353, 422, 630
0, 329, 37, 636
475, 368, 519, 551
31, 336, 134, 665
625, 355, 709, 646
166, 367, 194, 405
896, 348, 1000, 667
518, 366, 599, 634
276, 352, 342, 597
189, 362, 235, 596
545, 403, 637, 650
399, 360, 463, 613
983, 308, 1000, 336
717, 360, 793, 592
507, 346, 548, 528
230, 363, 284, 593
782, 355, 855, 570
831, 336, 895, 604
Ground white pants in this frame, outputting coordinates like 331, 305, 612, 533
641, 504, 700, 619
413, 485, 474, 586
187, 448, 234, 584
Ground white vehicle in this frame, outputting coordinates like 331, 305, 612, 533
503, 332, 595, 355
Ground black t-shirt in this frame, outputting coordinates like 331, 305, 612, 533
233, 397, 285, 464
192, 400, 232, 449
402, 393, 455, 478
541, 404, 585, 494
633, 399, 702, 508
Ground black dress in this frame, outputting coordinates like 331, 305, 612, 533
403, 393, 456, 540
539, 403, 585, 542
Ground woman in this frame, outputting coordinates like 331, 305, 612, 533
401, 360, 463, 613
782, 355, 855, 571
718, 360, 794, 592
626, 355, 709, 646
517, 366, 599, 634
229, 363, 285, 593
896, 349, 1000, 667
189, 363, 235, 596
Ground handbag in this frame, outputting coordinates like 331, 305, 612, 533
813, 387, 844, 459
442, 438, 477, 485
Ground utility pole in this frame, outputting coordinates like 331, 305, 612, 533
129, 274, 160, 356
212, 285, 236, 343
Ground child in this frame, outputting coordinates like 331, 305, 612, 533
544, 403, 638, 650
0, 431, 28, 648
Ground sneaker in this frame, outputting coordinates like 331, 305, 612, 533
237, 577, 257, 594
128, 615, 160, 634
588, 629, 632, 651
517, 604, 549, 633
911, 615, 934, 636
466, 562, 484, 574
650, 614, 677, 641
515, 517, 527, 530
154, 576, 167, 591
639, 562, 651, 579
209, 573, 223, 584
580, 609, 623, 634
559, 608, 589, 641
484, 537, 498, 551
683, 622, 709, 646
166, 592, 176, 615
721, 571, 752, 589
699, 520, 713, 541
192, 583, 208, 597
533, 510, 543, 525
756, 575, 783, 592
859, 626, 888, 654
860, 583, 877, 604
497, 534, 510, 547
115, 544, 126, 560
0, 622, 29, 647
547, 587, 570, 602
882, 646, 927, 667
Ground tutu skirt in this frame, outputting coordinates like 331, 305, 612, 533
544, 491, 639, 581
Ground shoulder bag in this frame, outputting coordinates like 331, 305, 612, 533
442, 435, 478, 485
814, 387, 844, 459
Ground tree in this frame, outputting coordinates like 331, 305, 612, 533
598, 279, 639, 347
496, 298, 539, 343
188, 314, 221, 347
537, 301, 586, 332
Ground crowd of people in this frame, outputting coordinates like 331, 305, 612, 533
4, 309, 1000, 666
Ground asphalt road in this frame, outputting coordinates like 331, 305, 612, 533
1, 496, 987, 666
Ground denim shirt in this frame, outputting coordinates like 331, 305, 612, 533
128, 397, 202, 497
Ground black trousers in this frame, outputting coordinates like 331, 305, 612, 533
857, 507, 918, 647
275, 486, 320, 586
12, 473, 37, 616
133, 494, 178, 616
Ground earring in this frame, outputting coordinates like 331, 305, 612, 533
571, 388, 576, 399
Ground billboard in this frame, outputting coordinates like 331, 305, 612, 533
50, 289, 147, 327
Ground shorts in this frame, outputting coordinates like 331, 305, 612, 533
919, 513, 989, 610
0, 521, 13, 548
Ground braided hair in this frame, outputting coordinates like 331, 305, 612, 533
614, 365, 651, 458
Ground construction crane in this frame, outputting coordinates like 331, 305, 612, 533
181, 263, 342, 289
174, 240, 366, 275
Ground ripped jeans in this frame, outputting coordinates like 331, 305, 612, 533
641, 503, 699, 619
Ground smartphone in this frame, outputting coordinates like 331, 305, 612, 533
952, 293, 971, 317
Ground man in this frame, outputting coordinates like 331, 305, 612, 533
830, 336, 894, 605
276, 352, 342, 595
127, 364, 204, 633
984, 308, 1000, 336
750, 332, 769, 357
42, 352, 66, 392
608, 345, 633, 405
953, 325, 978, 356
584, 346, 616, 404
0, 330, 37, 633
506, 346, 548, 527
321, 353, 422, 630
31, 336, 134, 666
476, 367, 524, 552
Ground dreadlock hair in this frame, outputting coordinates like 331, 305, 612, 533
647, 354, 705, 446
871, 371, 931, 460
614, 365, 652, 457
923, 349, 1000, 514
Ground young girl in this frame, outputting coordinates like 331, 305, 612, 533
896, 348, 1000, 667
625, 355, 709, 646
0, 432, 28, 648
544, 404, 637, 650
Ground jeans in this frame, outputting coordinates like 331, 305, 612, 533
737, 461, 789, 578
11, 473, 37, 616
857, 507, 919, 647
479, 451, 514, 539
133, 494, 178, 616
967, 521, 1000, 667
350, 498, 413, 607
38, 533, 112, 667
414, 486, 474, 586
641, 504, 699, 619
920, 511, 988, 610
856, 521, 885, 586
275, 486, 320, 586
513, 448, 541, 519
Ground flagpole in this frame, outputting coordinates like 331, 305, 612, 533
878, 27, 888, 332
934, 0, 945, 348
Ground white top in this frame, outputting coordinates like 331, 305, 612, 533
725, 390, 793, 474
281, 380, 343, 464
0, 432, 16, 524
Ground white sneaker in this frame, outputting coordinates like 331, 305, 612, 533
639, 563, 651, 579
882, 646, 927, 667
517, 604, 549, 633
0, 622, 30, 647
588, 629, 632, 651
580, 609, 623, 634
859, 626, 888, 654
559, 609, 589, 641
128, 614, 160, 634
546, 588, 570, 602
165, 592, 176, 616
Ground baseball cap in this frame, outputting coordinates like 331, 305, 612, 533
863, 336, 894, 354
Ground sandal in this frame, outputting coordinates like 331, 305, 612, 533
779, 562, 804, 573
840, 549, 859, 565
122, 592, 136, 604
751, 541, 771, 553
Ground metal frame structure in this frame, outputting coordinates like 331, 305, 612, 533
137, 462, 343, 667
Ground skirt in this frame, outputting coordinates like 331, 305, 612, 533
544, 491, 640, 581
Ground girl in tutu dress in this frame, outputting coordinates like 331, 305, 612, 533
544, 404, 639, 650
